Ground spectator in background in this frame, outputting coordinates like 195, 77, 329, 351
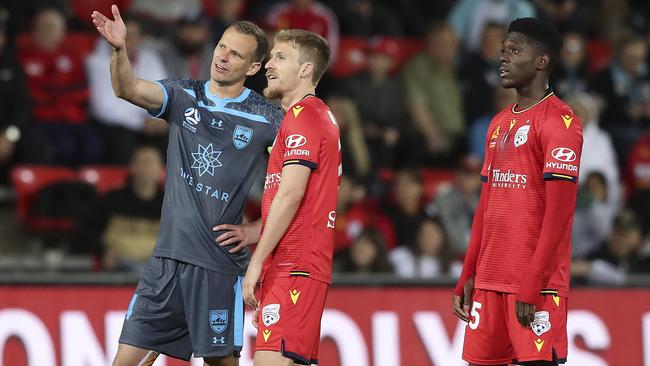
335, 228, 393, 274
550, 32, 589, 98
327, 95, 370, 180
129, 0, 202, 36
534, 0, 582, 34
460, 21, 505, 122
346, 36, 404, 171
426, 155, 482, 256
334, 0, 402, 37
87, 17, 168, 164
19, 7, 101, 165
0, 8, 29, 185
572, 172, 616, 259
566, 93, 620, 207
384, 167, 425, 248
468, 84, 517, 161
589, 34, 650, 164
448, 0, 535, 51
572, 210, 650, 285
334, 174, 397, 254
401, 21, 464, 166
159, 14, 213, 80
626, 132, 650, 234
390, 217, 461, 279
76, 145, 164, 272
209, 0, 246, 43
265, 0, 339, 60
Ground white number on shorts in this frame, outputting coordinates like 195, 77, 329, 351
468, 301, 482, 330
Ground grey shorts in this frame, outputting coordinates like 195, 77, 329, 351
119, 256, 244, 361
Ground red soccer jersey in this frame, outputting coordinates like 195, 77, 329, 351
475, 93, 583, 298
260, 96, 341, 284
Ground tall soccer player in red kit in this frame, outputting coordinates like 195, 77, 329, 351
242, 29, 340, 366
452, 18, 583, 366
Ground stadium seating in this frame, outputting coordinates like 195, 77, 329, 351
78, 166, 130, 195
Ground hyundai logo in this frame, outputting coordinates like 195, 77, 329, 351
551, 147, 576, 162
285, 134, 307, 148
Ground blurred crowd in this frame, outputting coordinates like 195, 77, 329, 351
1, 0, 650, 285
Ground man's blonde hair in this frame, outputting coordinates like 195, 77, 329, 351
274, 29, 331, 84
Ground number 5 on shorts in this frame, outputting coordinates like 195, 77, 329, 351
468, 301, 482, 330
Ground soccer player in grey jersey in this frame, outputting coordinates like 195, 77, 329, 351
92, 6, 283, 366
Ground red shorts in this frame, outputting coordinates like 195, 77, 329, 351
255, 276, 328, 365
463, 288, 568, 365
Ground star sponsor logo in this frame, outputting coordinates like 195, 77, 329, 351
191, 143, 223, 177
179, 168, 231, 202
552, 147, 577, 162
491, 169, 527, 189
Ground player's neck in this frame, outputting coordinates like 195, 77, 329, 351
515, 79, 550, 110
208, 79, 246, 99
281, 83, 316, 110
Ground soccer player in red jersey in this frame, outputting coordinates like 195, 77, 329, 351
452, 18, 583, 366
242, 29, 341, 366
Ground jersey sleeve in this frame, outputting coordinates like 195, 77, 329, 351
280, 106, 323, 170
481, 119, 499, 182
540, 108, 583, 183
147, 79, 183, 120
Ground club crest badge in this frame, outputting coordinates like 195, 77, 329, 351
531, 311, 551, 336
209, 309, 228, 334
262, 304, 280, 327
233, 125, 253, 149
514, 125, 530, 147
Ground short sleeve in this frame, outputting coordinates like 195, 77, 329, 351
147, 79, 175, 119
541, 109, 584, 182
281, 106, 322, 170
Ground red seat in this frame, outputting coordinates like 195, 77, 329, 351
10, 165, 78, 231
392, 38, 423, 72
421, 168, 454, 202
78, 166, 130, 195
330, 37, 369, 77
69, 0, 133, 27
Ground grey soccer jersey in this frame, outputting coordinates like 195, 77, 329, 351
148, 79, 282, 275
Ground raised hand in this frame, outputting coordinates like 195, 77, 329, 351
91, 5, 126, 50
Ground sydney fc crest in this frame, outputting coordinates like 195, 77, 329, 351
233, 125, 253, 149
210, 309, 228, 334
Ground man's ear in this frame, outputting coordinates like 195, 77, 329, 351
536, 54, 550, 71
247, 61, 262, 76
300, 62, 314, 80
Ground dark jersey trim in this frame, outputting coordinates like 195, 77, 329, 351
289, 271, 310, 277
543, 172, 577, 182
480, 175, 488, 183
284, 159, 318, 170
281, 339, 314, 365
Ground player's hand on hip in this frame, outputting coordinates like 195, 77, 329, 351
214, 222, 260, 253
515, 300, 536, 327
91, 5, 126, 50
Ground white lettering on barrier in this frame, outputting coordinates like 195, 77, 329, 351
566, 310, 610, 366
641, 313, 650, 366
62, 311, 109, 366
321, 310, 369, 366
373, 312, 399, 366
413, 312, 466, 366
0, 309, 55, 366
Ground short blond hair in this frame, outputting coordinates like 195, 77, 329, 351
274, 29, 331, 84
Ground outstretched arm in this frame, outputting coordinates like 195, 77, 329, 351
91, 5, 163, 110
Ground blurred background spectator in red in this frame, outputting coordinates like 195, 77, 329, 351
335, 228, 394, 274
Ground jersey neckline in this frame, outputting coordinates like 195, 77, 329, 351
511, 91, 554, 114
203, 81, 250, 106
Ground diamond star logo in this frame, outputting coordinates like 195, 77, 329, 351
191, 143, 223, 176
